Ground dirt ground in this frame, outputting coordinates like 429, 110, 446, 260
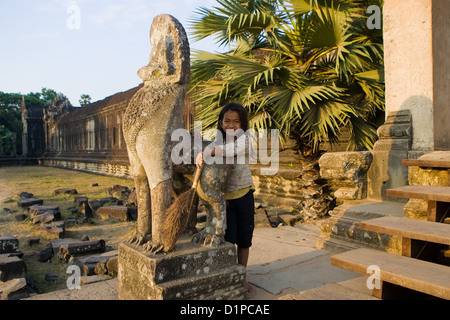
0, 166, 137, 293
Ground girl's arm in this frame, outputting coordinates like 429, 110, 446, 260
195, 136, 250, 168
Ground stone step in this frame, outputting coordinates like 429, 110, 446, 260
317, 201, 405, 254
331, 248, 450, 299
359, 216, 450, 246
386, 185, 450, 202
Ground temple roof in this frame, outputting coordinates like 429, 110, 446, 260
58, 84, 143, 124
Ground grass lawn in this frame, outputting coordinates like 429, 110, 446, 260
0, 166, 137, 294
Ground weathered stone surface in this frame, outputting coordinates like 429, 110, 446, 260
50, 238, 81, 255
0, 278, 29, 300
254, 208, 272, 228
45, 273, 59, 282
105, 185, 131, 199
118, 238, 246, 300
319, 152, 373, 201
32, 212, 58, 225
58, 240, 106, 262
278, 213, 302, 226
37, 247, 53, 262
106, 257, 118, 276
54, 188, 78, 195
74, 196, 89, 206
28, 205, 61, 217
28, 205, 61, 225
18, 198, 43, 208
123, 14, 192, 251
76, 251, 118, 276
0, 255, 27, 282
0, 236, 19, 254
96, 205, 131, 221
43, 221, 65, 238
88, 200, 103, 212
367, 110, 412, 200
94, 259, 109, 275
19, 192, 33, 199
78, 201, 93, 218
402, 151, 450, 219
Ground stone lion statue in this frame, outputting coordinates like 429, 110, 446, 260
123, 14, 190, 253
123, 14, 231, 253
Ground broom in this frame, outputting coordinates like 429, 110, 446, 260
161, 164, 204, 252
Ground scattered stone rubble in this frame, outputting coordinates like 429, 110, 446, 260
0, 235, 119, 300
0, 183, 328, 300
0, 185, 137, 300
0, 236, 29, 300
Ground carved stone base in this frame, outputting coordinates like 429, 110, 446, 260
118, 237, 246, 300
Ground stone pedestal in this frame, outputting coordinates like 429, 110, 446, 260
118, 237, 246, 300
367, 110, 412, 200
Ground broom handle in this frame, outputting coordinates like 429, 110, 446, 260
191, 164, 204, 189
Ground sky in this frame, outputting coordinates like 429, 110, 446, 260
0, 0, 222, 106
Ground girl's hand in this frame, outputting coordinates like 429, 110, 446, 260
195, 152, 204, 169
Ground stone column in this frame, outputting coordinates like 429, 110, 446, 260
367, 0, 450, 200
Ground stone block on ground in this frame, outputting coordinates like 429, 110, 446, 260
279, 213, 302, 226
96, 205, 133, 221
19, 192, 33, 199
0, 254, 27, 282
18, 198, 43, 208
36, 247, 53, 262
42, 221, 65, 238
29, 205, 61, 225
33, 212, 59, 225
319, 151, 373, 201
50, 238, 82, 255
254, 208, 272, 228
78, 202, 93, 218
58, 240, 106, 262
75, 251, 118, 276
0, 278, 29, 300
28, 205, 61, 218
0, 236, 20, 254
54, 188, 78, 195
106, 257, 118, 276
74, 196, 89, 206
118, 237, 246, 300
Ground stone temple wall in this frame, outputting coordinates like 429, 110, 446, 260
19, 83, 350, 212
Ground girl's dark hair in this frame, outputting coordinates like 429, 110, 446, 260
217, 102, 249, 136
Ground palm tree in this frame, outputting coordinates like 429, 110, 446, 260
79, 94, 92, 107
189, 0, 384, 152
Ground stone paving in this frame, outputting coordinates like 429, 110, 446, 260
24, 223, 376, 300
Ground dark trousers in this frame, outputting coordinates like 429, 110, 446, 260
224, 190, 255, 248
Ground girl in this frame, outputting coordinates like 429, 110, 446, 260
195, 102, 255, 294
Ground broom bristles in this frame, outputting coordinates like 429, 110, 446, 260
161, 188, 196, 252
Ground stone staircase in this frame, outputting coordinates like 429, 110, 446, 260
316, 200, 406, 253
330, 157, 450, 299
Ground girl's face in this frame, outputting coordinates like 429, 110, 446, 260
220, 110, 242, 136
